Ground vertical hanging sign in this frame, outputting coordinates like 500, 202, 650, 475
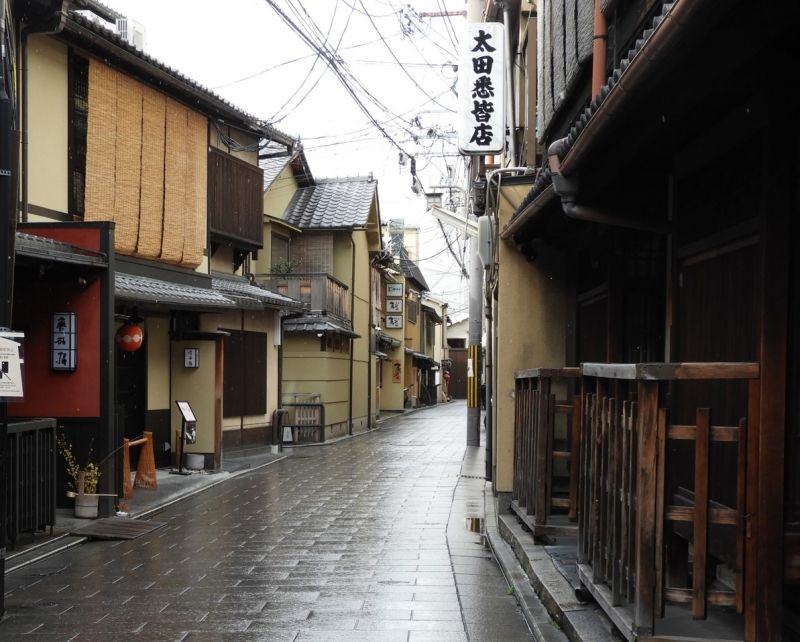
51, 312, 77, 371
458, 22, 506, 155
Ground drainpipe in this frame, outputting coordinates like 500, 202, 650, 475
493, 0, 516, 165
348, 237, 355, 435
548, 138, 672, 235
367, 263, 372, 429
482, 166, 529, 481
592, 0, 608, 98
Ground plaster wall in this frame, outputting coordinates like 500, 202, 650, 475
495, 227, 567, 493
27, 36, 69, 216
146, 316, 170, 411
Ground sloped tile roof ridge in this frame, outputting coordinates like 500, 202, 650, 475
511, 1, 675, 221
315, 175, 375, 184
66, 10, 296, 145
558, 0, 676, 159
73, 0, 124, 22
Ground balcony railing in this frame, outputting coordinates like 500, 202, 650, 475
512, 367, 581, 537
258, 273, 350, 320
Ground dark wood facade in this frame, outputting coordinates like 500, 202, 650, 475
500, 0, 800, 639
208, 147, 264, 250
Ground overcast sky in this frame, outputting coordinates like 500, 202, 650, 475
100, 0, 471, 314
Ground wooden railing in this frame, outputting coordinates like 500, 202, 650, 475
208, 147, 264, 248
512, 368, 581, 536
257, 273, 350, 320
6, 419, 57, 547
577, 362, 758, 640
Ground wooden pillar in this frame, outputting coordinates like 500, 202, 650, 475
633, 379, 660, 635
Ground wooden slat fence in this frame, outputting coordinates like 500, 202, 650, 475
576, 362, 759, 640
512, 367, 581, 537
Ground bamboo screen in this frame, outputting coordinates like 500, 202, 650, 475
83, 58, 207, 268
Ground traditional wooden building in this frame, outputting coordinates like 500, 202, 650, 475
8, 0, 303, 509
472, 0, 800, 639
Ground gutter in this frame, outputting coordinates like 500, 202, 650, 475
560, 0, 716, 177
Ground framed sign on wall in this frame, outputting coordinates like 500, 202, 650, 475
386, 299, 403, 313
386, 283, 403, 297
386, 315, 403, 329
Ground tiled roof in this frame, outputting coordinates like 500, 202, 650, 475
15, 232, 108, 267
283, 314, 360, 338
116, 273, 235, 309
398, 246, 429, 292
212, 275, 305, 310
283, 177, 377, 229
507, 1, 677, 226
64, 10, 295, 146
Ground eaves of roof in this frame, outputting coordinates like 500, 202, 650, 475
283, 314, 360, 338
505, 0, 713, 236
15, 232, 108, 267
61, 12, 295, 146
116, 272, 236, 310
211, 275, 306, 311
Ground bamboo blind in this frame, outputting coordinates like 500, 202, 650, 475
182, 109, 207, 267
137, 85, 166, 259
113, 73, 143, 254
160, 98, 187, 264
84, 60, 117, 224
83, 59, 207, 268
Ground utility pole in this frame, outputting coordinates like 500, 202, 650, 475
464, 0, 483, 447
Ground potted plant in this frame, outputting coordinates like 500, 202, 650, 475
57, 434, 101, 518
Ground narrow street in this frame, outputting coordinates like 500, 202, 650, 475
1, 401, 534, 641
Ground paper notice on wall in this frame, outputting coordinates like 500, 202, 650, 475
283, 426, 293, 442
467, 358, 474, 378
0, 335, 24, 399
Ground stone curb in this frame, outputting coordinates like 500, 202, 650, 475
484, 486, 570, 642
496, 513, 619, 642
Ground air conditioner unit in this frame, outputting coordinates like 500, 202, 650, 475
116, 18, 147, 51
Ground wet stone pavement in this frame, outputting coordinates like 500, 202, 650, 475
1, 401, 535, 641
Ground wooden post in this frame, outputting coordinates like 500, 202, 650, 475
633, 380, 659, 635
692, 408, 710, 619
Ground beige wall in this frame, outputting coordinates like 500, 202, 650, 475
380, 351, 405, 411
209, 124, 258, 165
282, 334, 351, 426
170, 339, 217, 454
351, 230, 371, 429
27, 36, 69, 216
495, 225, 567, 492
264, 165, 300, 218
145, 316, 171, 410
209, 245, 239, 274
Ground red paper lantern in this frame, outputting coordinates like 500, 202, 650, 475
116, 323, 144, 352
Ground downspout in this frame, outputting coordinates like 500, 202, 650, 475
348, 237, 355, 435
482, 166, 528, 481
495, 0, 516, 165
592, 0, 608, 98
20, 27, 28, 222
367, 263, 372, 429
